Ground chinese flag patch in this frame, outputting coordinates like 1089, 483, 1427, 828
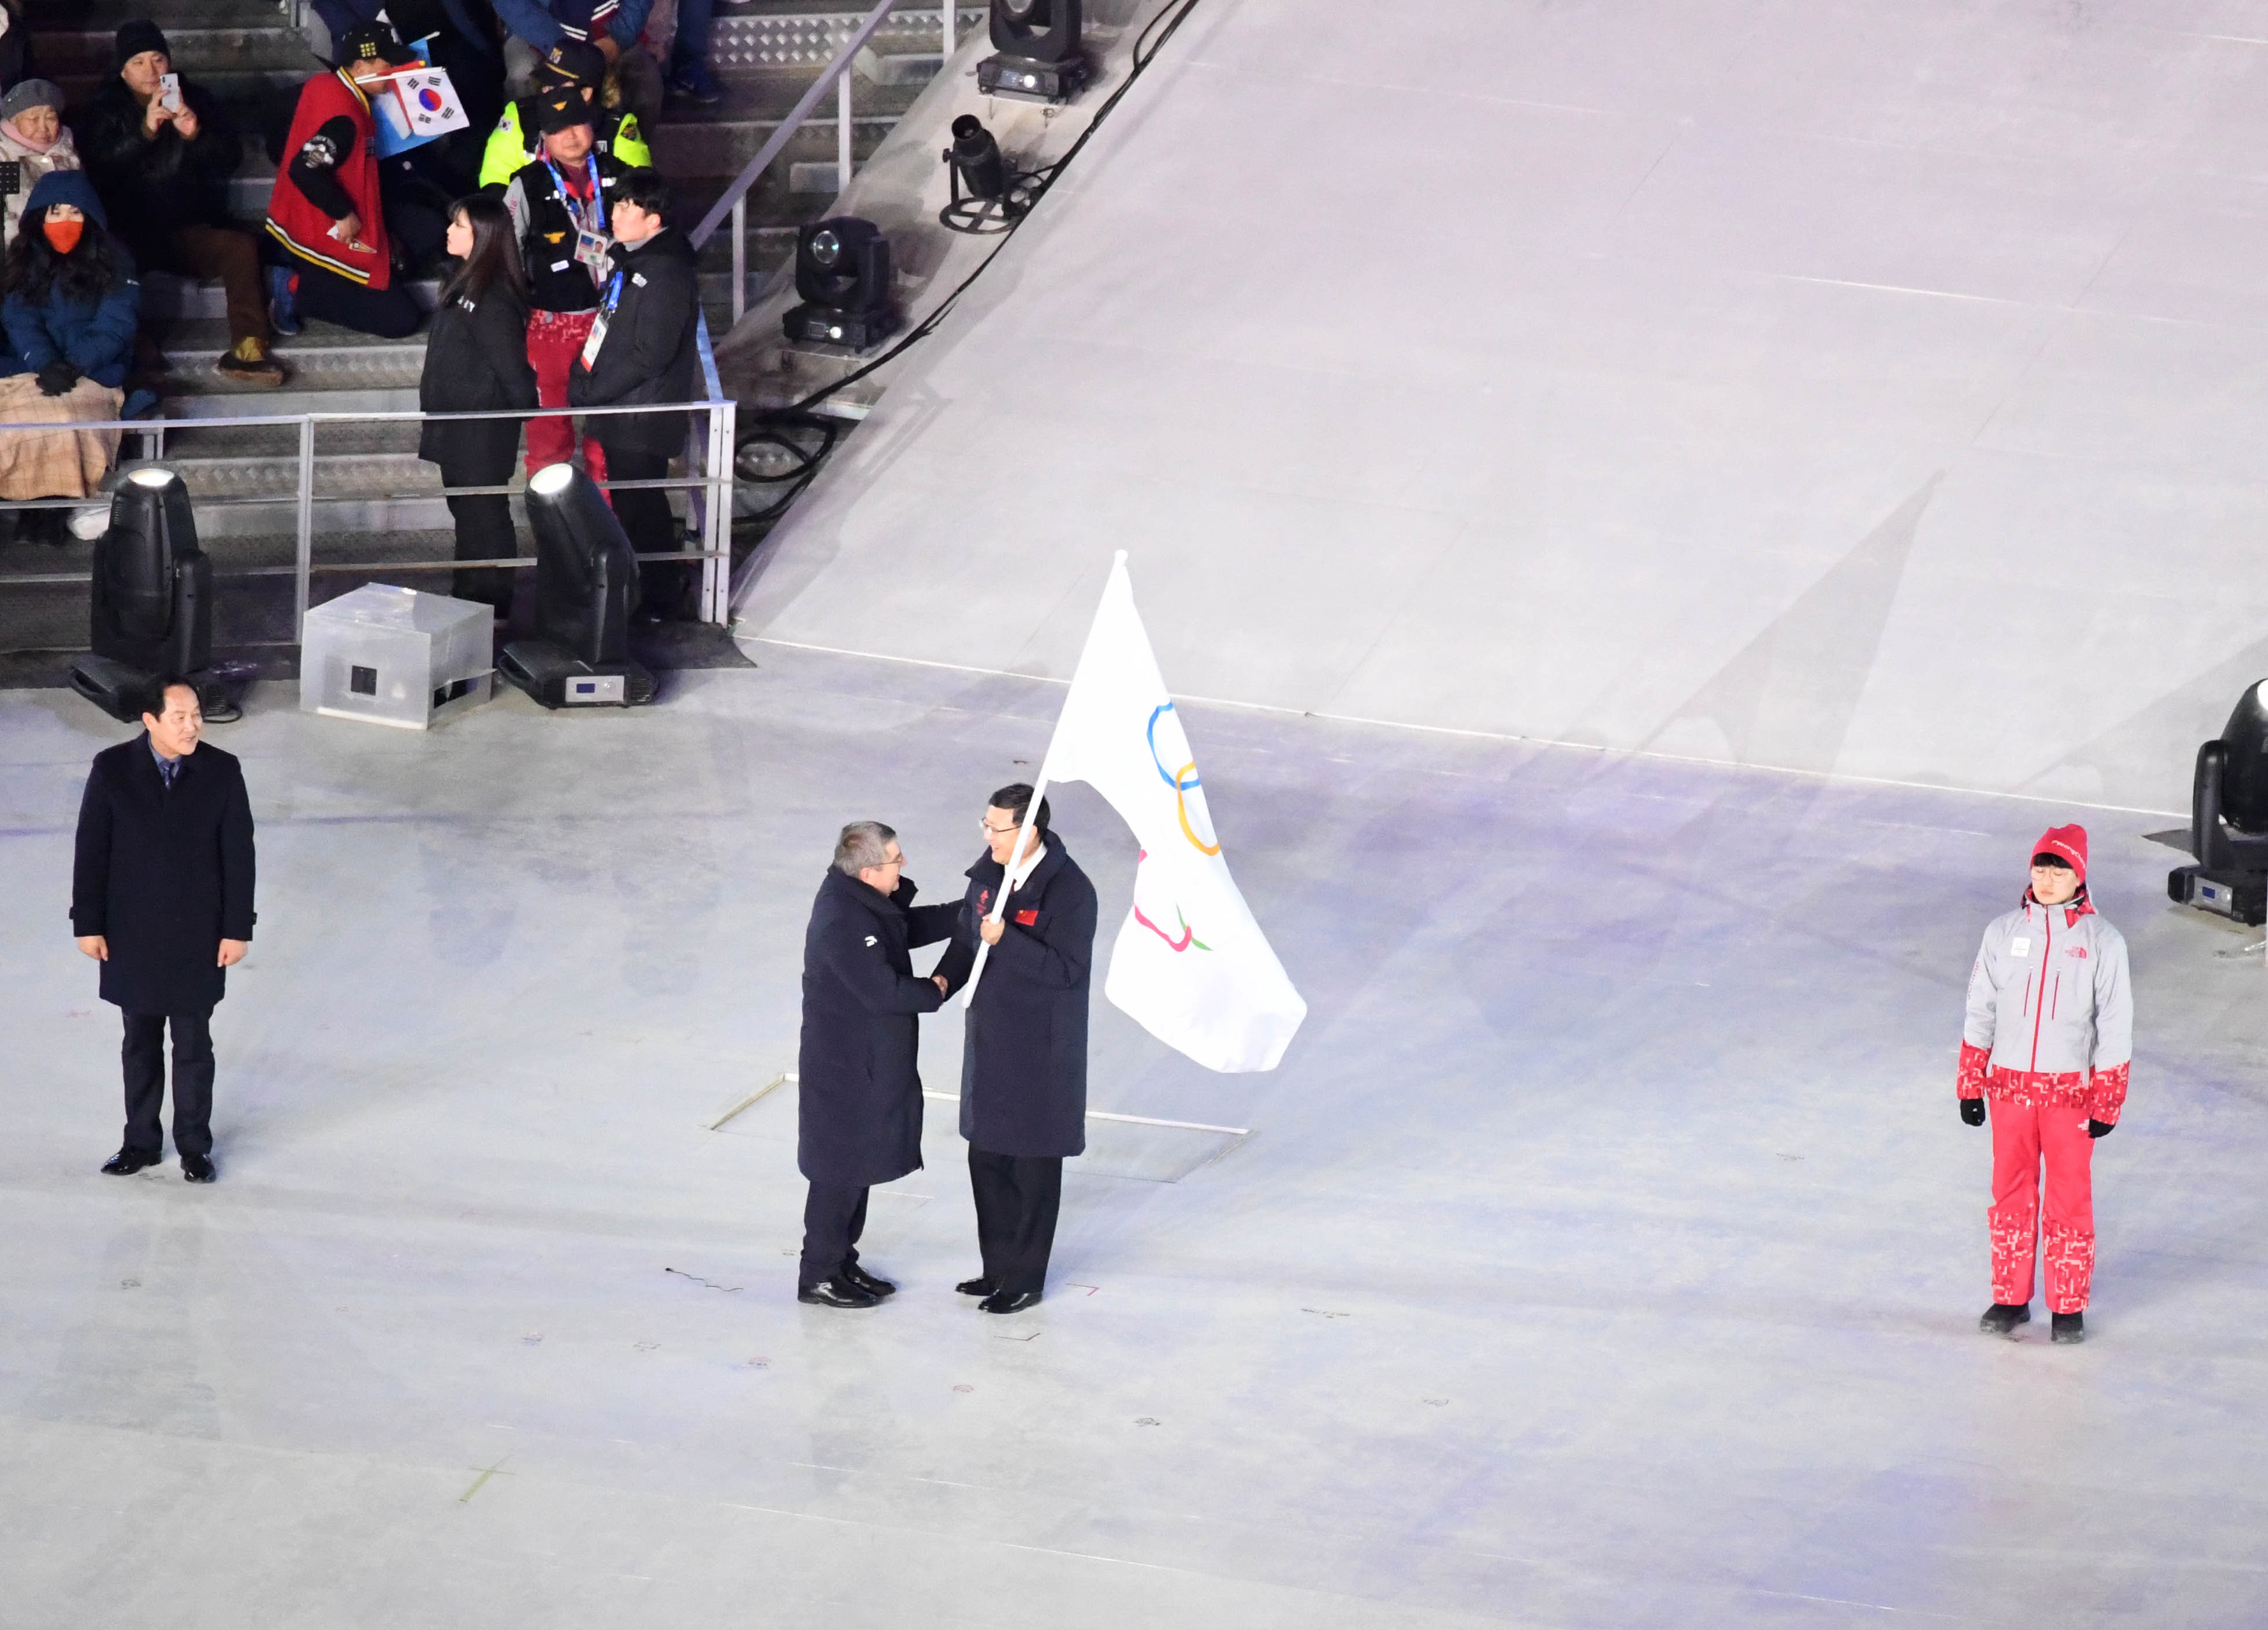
1015, 909, 1038, 926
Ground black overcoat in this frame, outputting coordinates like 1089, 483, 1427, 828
934, 838, 1097, 1158
70, 736, 256, 1016
567, 227, 700, 459
796, 868, 955, 1187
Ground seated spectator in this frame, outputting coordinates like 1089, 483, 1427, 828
666, 0, 720, 106
477, 38, 650, 191
419, 193, 537, 618
500, 90, 629, 478
0, 82, 81, 256
309, 0, 508, 167
492, 0, 662, 136
0, 173, 139, 546
569, 168, 699, 620
264, 24, 446, 341
85, 22, 285, 388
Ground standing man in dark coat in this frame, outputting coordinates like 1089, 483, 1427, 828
795, 821, 957, 1308
933, 784, 1098, 1314
70, 676, 256, 1184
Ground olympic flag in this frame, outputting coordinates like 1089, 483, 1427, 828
1030, 552, 1307, 1072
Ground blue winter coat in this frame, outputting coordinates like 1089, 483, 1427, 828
1, 170, 140, 389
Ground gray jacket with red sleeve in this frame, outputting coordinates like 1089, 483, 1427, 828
1957, 893, 2132, 1123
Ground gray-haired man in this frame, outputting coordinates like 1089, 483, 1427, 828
793, 821, 957, 1307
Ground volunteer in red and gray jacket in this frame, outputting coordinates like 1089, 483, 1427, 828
1957, 824, 2132, 1345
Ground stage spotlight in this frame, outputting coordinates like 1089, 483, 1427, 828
2168, 678, 2268, 923
68, 464, 230, 723
497, 462, 657, 708
978, 0, 1089, 100
939, 115, 1028, 234
782, 217, 900, 351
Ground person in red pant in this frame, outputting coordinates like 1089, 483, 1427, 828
1957, 825, 2132, 1344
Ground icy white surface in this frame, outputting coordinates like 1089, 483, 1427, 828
738, 0, 2268, 809
4, 660, 2266, 1625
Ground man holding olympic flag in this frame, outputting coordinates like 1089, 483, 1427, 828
936, 551, 1308, 1310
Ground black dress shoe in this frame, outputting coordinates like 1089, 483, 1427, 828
839, 1262, 896, 1297
2052, 1311, 2086, 1344
955, 1276, 995, 1297
181, 1152, 216, 1184
979, 1289, 1042, 1315
798, 1279, 878, 1308
101, 1147, 162, 1176
1978, 1302, 2031, 1337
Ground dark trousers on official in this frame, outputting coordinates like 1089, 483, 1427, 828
799, 1182, 870, 1288
968, 1147, 1062, 1295
121, 1010, 215, 1159
595, 440, 689, 618
440, 451, 521, 615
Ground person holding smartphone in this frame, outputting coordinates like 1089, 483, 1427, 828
84, 21, 286, 387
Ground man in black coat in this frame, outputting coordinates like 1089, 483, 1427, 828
568, 166, 701, 621
795, 821, 957, 1308
70, 677, 257, 1184
933, 784, 1098, 1314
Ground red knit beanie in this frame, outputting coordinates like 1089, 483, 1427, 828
2032, 824, 2088, 884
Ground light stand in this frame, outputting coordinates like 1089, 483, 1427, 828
977, 0, 1089, 101
939, 115, 1030, 234
781, 217, 900, 351
68, 465, 237, 723
2169, 678, 2268, 922
497, 461, 657, 708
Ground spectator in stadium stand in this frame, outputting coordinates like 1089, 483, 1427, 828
418, 193, 537, 619
0, 172, 140, 546
263, 23, 448, 342
308, 0, 510, 165
477, 37, 650, 191
500, 88, 628, 481
83, 23, 286, 388
665, 0, 722, 105
0, 82, 82, 257
491, 0, 663, 135
568, 166, 699, 621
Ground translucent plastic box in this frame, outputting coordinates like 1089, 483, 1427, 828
299, 584, 494, 729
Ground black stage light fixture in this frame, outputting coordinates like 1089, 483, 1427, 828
497, 462, 657, 708
939, 115, 1029, 234
69, 465, 230, 723
2168, 678, 2268, 923
978, 0, 1089, 100
782, 217, 900, 351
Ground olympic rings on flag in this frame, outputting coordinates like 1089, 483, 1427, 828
1146, 704, 1220, 856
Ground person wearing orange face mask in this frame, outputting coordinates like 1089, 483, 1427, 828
0, 170, 139, 546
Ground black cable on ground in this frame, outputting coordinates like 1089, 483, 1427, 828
744, 0, 1209, 431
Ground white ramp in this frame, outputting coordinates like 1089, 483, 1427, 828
736, 0, 2268, 811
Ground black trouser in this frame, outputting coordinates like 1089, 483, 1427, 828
594, 439, 690, 619
439, 449, 520, 615
968, 1148, 1062, 1295
799, 1182, 870, 1288
121, 1010, 215, 1159
285, 260, 423, 340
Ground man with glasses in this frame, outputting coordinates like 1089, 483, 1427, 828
794, 821, 958, 1307
932, 784, 1098, 1314
70, 676, 257, 1185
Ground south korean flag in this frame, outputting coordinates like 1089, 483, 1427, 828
392, 66, 470, 136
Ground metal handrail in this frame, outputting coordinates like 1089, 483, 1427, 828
692, 0, 964, 326
0, 322, 740, 633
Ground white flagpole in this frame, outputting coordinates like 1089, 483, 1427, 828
957, 769, 1051, 1008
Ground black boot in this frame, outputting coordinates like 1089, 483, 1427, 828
2052, 1311, 2085, 1344
1978, 1302, 2031, 1336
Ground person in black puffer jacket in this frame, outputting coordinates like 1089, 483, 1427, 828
419, 193, 537, 616
81, 21, 282, 387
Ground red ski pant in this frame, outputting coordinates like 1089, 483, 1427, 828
1987, 1098, 2095, 1313
524, 310, 609, 489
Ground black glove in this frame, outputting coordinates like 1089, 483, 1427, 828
2088, 1119, 2114, 1139
1960, 1097, 1986, 1127
35, 360, 79, 397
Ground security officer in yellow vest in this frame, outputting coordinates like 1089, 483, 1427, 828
477, 38, 648, 190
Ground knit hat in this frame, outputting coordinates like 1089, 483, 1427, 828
537, 39, 607, 89
0, 79, 65, 122
114, 20, 170, 70
2031, 824, 2088, 884
534, 87, 594, 134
